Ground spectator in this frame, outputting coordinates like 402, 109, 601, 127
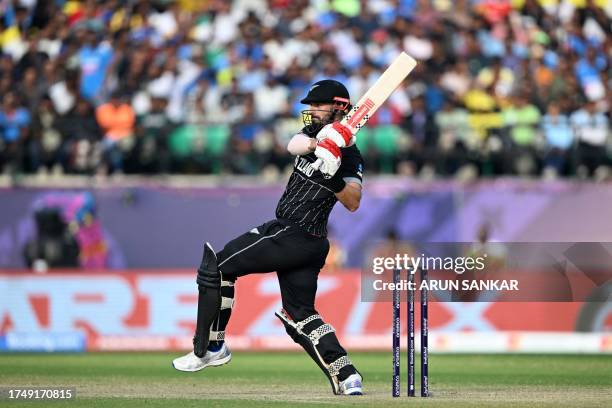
135, 96, 174, 174
49, 69, 80, 115
58, 97, 102, 174
574, 47, 607, 102
402, 96, 438, 173
0, 92, 31, 173
15, 36, 48, 76
503, 93, 541, 175
476, 57, 515, 103
403, 25, 434, 61
29, 96, 63, 173
95, 92, 136, 173
77, 29, 114, 102
322, 233, 346, 273
435, 100, 472, 174
230, 100, 265, 174
541, 103, 574, 176
16, 67, 46, 111
570, 100, 609, 176
503, 93, 541, 148
440, 60, 472, 100
0, 0, 610, 179
253, 76, 290, 122
366, 229, 415, 276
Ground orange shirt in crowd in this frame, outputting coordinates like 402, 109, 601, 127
95, 103, 135, 141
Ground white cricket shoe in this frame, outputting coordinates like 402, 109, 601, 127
338, 373, 363, 395
172, 343, 232, 372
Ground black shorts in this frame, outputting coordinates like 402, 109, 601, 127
217, 219, 330, 319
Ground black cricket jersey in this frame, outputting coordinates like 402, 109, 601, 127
276, 132, 364, 237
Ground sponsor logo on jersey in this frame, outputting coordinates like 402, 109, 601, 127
295, 156, 315, 177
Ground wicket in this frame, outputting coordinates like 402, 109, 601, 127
392, 268, 429, 398
392, 269, 401, 397
408, 270, 415, 397
421, 268, 429, 397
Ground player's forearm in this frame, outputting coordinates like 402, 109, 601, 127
335, 182, 362, 212
287, 134, 316, 155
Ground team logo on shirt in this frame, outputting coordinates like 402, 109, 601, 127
295, 156, 315, 177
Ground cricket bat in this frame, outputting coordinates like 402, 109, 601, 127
313, 52, 418, 173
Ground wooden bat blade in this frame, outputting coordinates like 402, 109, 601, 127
342, 52, 417, 134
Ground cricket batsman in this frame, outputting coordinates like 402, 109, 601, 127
172, 79, 364, 395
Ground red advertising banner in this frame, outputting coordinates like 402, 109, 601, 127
1, 270, 609, 353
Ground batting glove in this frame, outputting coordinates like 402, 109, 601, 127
314, 138, 342, 178
317, 122, 355, 148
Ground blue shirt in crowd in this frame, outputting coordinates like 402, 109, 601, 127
541, 114, 573, 150
0, 108, 31, 143
78, 44, 114, 101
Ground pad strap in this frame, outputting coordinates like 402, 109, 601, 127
220, 296, 234, 310
296, 314, 322, 330
328, 355, 352, 377
308, 323, 335, 345
209, 330, 225, 341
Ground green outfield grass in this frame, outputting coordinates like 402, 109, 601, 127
0, 352, 611, 407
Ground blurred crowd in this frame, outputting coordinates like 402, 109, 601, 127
0, 0, 610, 179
